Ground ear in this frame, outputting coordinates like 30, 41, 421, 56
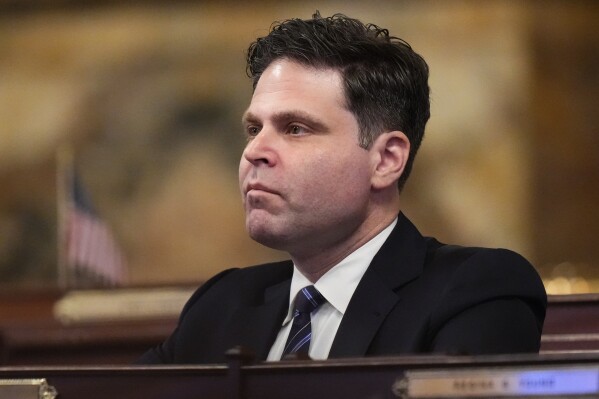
370, 131, 410, 191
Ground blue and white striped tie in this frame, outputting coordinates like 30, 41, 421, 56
282, 285, 326, 357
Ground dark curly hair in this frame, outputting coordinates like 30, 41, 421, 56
246, 12, 430, 191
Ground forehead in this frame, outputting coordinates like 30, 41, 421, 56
246, 59, 347, 116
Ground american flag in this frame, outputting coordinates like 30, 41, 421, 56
61, 171, 128, 287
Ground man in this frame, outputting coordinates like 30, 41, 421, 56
139, 13, 546, 364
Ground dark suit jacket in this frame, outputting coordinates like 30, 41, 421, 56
139, 213, 546, 364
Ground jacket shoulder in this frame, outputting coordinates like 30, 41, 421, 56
423, 241, 547, 339
181, 260, 293, 315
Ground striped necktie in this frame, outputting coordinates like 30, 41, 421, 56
282, 285, 326, 357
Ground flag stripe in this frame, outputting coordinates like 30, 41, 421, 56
65, 180, 127, 286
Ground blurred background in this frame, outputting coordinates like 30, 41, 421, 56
0, 0, 597, 294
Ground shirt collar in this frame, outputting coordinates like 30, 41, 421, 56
283, 218, 398, 324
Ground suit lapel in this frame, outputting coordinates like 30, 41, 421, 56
224, 277, 291, 360
329, 213, 427, 357
328, 271, 400, 357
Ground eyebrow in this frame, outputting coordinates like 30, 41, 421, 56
242, 110, 330, 133
241, 111, 259, 126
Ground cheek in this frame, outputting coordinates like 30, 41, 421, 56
238, 160, 249, 187
302, 153, 371, 200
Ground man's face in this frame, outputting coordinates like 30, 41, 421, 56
239, 59, 374, 257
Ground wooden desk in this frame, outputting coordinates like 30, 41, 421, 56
541, 294, 599, 352
0, 288, 178, 365
0, 318, 176, 365
1, 353, 599, 399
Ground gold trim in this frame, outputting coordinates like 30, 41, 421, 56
0, 378, 58, 399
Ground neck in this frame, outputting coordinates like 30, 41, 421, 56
290, 208, 398, 283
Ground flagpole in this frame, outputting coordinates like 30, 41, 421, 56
56, 143, 74, 291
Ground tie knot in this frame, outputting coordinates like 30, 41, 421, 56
294, 285, 325, 315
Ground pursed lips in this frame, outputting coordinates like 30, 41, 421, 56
244, 182, 279, 196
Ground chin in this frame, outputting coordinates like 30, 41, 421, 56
247, 225, 288, 251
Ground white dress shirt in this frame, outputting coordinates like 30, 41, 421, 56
267, 218, 397, 360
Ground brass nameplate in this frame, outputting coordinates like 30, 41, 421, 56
0, 379, 58, 399
392, 367, 599, 398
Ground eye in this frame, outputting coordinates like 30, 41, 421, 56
245, 125, 261, 138
287, 124, 308, 136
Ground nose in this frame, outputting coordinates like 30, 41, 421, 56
242, 128, 277, 167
